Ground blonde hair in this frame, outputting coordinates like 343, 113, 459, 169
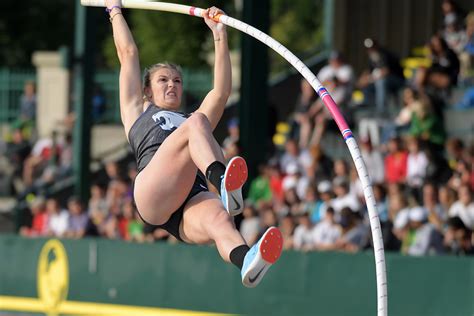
466, 11, 474, 26
142, 62, 183, 100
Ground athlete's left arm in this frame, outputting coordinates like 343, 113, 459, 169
196, 7, 232, 130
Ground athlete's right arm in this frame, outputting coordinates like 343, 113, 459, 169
106, 0, 143, 137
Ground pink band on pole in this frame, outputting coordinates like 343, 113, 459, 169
317, 88, 349, 133
189, 6, 196, 16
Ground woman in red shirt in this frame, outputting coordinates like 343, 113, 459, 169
385, 137, 408, 183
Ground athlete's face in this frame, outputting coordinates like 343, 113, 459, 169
148, 68, 183, 109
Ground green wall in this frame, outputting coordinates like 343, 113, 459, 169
0, 235, 472, 316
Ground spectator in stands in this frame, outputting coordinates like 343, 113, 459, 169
222, 118, 240, 163
307, 144, 333, 182
443, 216, 474, 255
280, 187, 304, 217
291, 79, 318, 148
64, 196, 89, 239
36, 131, 64, 187
19, 81, 37, 123
409, 92, 446, 150
333, 158, 353, 198
425, 146, 453, 186
391, 197, 410, 248
441, 0, 465, 35
379, 188, 403, 251
381, 220, 402, 252
279, 138, 312, 176
416, 34, 460, 93
300, 51, 355, 146
454, 86, 474, 109
311, 180, 333, 224
373, 184, 389, 223
331, 176, 360, 214
126, 210, 145, 243
382, 87, 422, 145
267, 159, 284, 205
312, 207, 341, 251
333, 159, 349, 181
5, 127, 31, 193
21, 130, 72, 194
301, 186, 318, 222
22, 132, 60, 187
358, 38, 405, 115
239, 203, 260, 245
439, 185, 458, 217
305, 100, 330, 146
406, 206, 444, 256
293, 212, 314, 251
88, 183, 108, 216
389, 192, 410, 225
106, 178, 129, 216
56, 133, 73, 178
91, 85, 107, 123
127, 162, 138, 182
317, 51, 355, 107
101, 205, 121, 239
422, 183, 447, 231
118, 197, 131, 240
333, 207, 368, 252
446, 138, 466, 170
19, 196, 47, 237
257, 207, 278, 241
349, 165, 364, 202
385, 136, 408, 184
105, 161, 120, 183
247, 164, 273, 207
459, 12, 474, 82
459, 158, 473, 190
449, 184, 474, 229
45, 198, 69, 237
279, 214, 295, 250
222, 117, 239, 150
443, 10, 467, 55
117, 198, 132, 239
406, 137, 429, 200
0, 152, 12, 196
397, 88, 417, 127
387, 181, 406, 199
222, 140, 240, 164
282, 162, 310, 201
448, 158, 472, 191
360, 137, 384, 184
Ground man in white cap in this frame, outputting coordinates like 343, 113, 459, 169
309, 180, 334, 223
407, 206, 444, 256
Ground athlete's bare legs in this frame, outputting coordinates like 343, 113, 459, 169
134, 112, 224, 225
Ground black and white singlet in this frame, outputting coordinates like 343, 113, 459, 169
127, 104, 209, 241
128, 104, 190, 173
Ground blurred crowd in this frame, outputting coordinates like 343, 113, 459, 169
17, 160, 170, 243
225, 0, 474, 257
2, 0, 473, 257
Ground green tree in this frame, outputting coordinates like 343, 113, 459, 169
103, 0, 233, 69
0, 0, 323, 72
0, 0, 75, 67
270, 0, 324, 72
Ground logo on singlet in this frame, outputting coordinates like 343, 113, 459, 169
152, 111, 187, 131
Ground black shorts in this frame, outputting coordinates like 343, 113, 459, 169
135, 175, 209, 242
